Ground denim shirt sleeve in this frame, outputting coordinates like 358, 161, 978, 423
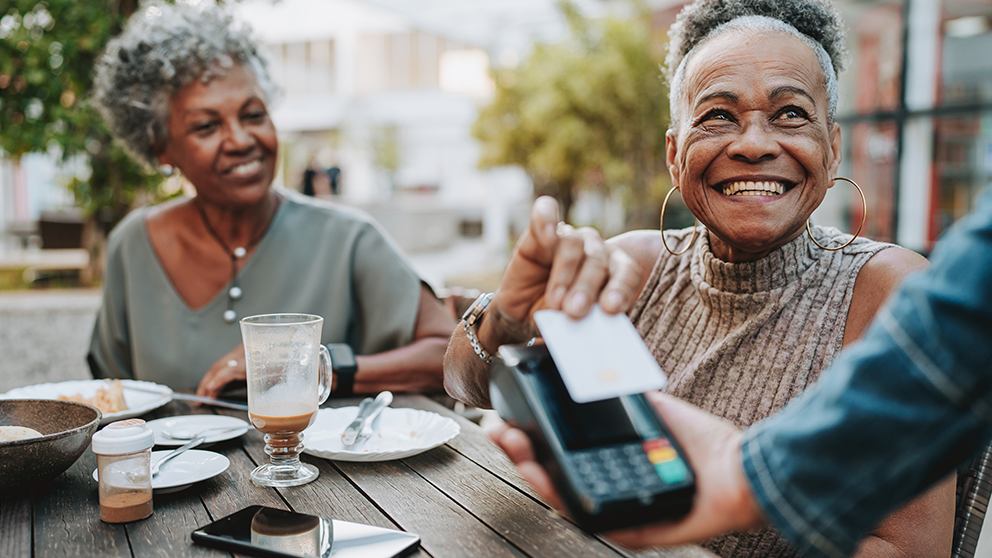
740, 187, 992, 558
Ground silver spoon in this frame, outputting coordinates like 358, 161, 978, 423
162, 425, 247, 441
152, 435, 205, 477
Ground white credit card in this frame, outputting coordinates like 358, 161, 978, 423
533, 305, 667, 403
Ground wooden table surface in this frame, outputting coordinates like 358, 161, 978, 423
1, 394, 707, 558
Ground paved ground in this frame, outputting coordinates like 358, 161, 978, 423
0, 239, 505, 394
0, 289, 100, 393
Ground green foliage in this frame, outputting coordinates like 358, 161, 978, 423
371, 125, 401, 192
472, 1, 671, 226
0, 0, 163, 223
372, 125, 401, 181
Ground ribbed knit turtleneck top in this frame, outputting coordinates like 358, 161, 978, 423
630, 224, 892, 558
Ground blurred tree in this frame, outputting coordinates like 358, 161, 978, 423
372, 125, 401, 193
472, 1, 671, 228
0, 0, 165, 283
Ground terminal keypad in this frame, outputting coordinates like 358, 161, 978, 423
571, 438, 688, 496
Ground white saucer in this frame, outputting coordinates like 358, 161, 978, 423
1, 380, 172, 424
302, 407, 460, 462
147, 415, 250, 447
92, 449, 230, 494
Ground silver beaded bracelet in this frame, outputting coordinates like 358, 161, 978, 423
461, 292, 495, 364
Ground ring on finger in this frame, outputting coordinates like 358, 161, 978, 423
556, 221, 571, 236
226, 359, 238, 368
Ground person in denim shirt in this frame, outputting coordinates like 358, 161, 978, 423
736, 184, 992, 557
489, 186, 992, 557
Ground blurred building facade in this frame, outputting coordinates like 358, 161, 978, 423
233, 0, 533, 259
838, 0, 992, 254
3, 0, 992, 259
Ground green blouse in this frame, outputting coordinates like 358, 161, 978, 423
88, 190, 422, 390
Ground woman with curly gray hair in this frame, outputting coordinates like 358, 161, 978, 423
88, 2, 453, 399
445, 0, 954, 556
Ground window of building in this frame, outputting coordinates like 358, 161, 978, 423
847, 120, 899, 241
266, 39, 336, 96
931, 115, 992, 238
834, 0, 992, 251
357, 30, 448, 94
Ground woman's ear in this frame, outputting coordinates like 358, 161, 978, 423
666, 129, 681, 191
827, 122, 842, 181
156, 146, 178, 172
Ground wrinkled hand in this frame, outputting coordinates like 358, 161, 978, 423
197, 344, 246, 399
488, 392, 765, 549
484, 197, 644, 347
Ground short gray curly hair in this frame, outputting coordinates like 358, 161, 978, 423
92, 1, 277, 169
665, 0, 848, 129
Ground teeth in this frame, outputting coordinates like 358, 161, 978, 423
230, 160, 261, 176
721, 181, 786, 196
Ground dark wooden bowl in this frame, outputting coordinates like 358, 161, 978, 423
0, 399, 102, 491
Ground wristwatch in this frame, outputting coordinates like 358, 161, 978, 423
326, 343, 358, 396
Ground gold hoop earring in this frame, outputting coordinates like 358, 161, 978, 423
806, 177, 867, 251
660, 186, 698, 256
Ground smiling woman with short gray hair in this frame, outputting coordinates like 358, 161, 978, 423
92, 3, 276, 170
443, 0, 954, 556
88, 1, 453, 401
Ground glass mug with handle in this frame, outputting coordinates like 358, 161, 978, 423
240, 314, 332, 487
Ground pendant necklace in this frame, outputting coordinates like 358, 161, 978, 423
194, 192, 281, 324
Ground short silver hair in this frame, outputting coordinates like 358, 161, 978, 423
669, 16, 840, 129
664, 0, 848, 132
92, 1, 277, 168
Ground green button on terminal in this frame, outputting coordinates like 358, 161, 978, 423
655, 459, 688, 484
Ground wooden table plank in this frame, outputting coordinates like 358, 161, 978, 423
272, 458, 433, 558
396, 396, 709, 558
335, 458, 528, 558
20, 394, 706, 557
0, 494, 32, 558
277, 458, 410, 530
215, 404, 433, 557
125, 492, 217, 558
394, 395, 543, 500
199, 442, 289, 520
147, 398, 287, 523
33, 449, 131, 558
233, 424, 413, 527
404, 444, 625, 558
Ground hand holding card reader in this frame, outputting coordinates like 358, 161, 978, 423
490, 343, 695, 532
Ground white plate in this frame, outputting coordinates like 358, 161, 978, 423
146, 415, 250, 447
92, 449, 230, 494
302, 406, 460, 462
1, 380, 173, 425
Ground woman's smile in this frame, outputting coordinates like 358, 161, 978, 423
221, 158, 265, 180
719, 180, 786, 196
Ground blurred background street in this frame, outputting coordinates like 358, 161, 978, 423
5, 0, 992, 284
3, 0, 992, 552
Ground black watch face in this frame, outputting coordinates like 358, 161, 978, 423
327, 344, 357, 370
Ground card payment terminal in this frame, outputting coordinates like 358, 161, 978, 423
489, 344, 695, 532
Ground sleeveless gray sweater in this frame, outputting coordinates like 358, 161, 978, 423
630, 225, 891, 558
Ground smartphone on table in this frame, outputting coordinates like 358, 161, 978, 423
192, 505, 420, 558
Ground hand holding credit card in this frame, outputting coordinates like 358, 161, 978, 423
533, 305, 667, 403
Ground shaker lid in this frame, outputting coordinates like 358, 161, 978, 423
91, 419, 155, 455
